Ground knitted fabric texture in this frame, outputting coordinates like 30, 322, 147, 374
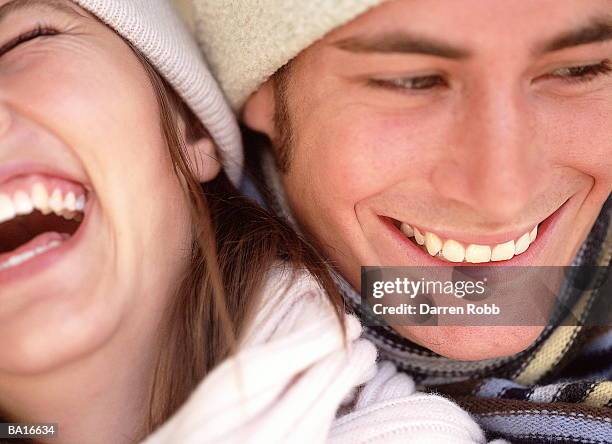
192, 0, 386, 110
74, 0, 243, 185
141, 266, 497, 444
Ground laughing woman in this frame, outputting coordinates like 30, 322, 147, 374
0, 1, 495, 444
0, 0, 340, 441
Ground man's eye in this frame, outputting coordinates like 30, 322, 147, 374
548, 60, 612, 83
0, 25, 60, 57
370, 75, 448, 91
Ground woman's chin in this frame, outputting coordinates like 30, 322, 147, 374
395, 325, 545, 361
0, 303, 119, 376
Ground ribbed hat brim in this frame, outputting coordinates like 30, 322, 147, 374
75, 0, 243, 186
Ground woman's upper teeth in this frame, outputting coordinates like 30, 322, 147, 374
0, 181, 86, 224
401, 222, 538, 263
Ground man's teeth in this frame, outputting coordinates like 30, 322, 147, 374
514, 233, 531, 255
442, 239, 465, 263
465, 244, 491, 264
529, 226, 537, 242
491, 240, 515, 262
414, 227, 425, 245
425, 232, 442, 256
400, 223, 414, 238
400, 222, 540, 263
0, 183, 86, 223
0, 239, 63, 271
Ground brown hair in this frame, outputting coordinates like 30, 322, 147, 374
133, 55, 346, 437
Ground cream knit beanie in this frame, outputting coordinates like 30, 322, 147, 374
193, 0, 387, 111
73, 0, 243, 186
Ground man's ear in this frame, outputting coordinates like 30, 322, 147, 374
242, 79, 278, 140
185, 135, 221, 183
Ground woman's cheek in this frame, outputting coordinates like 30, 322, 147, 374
6, 39, 158, 161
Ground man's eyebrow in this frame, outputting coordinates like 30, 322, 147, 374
332, 18, 612, 59
332, 32, 471, 59
0, 0, 85, 24
538, 19, 612, 54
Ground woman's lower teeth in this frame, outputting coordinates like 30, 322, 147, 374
0, 237, 67, 271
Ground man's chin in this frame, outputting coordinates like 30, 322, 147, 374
394, 325, 545, 361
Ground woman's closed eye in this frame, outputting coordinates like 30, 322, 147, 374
0, 25, 60, 57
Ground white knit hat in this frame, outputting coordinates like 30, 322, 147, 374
193, 0, 386, 111
73, 0, 243, 186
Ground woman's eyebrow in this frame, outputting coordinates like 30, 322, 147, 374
0, 0, 85, 25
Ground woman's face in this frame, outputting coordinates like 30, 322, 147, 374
0, 0, 206, 374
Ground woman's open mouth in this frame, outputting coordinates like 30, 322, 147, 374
0, 174, 89, 276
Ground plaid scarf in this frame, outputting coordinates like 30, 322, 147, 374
251, 145, 612, 444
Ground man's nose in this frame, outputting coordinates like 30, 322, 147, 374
431, 88, 542, 224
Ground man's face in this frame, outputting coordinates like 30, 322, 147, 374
244, 0, 612, 359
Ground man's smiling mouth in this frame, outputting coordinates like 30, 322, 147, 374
375, 197, 573, 266
394, 222, 539, 264
0, 174, 88, 273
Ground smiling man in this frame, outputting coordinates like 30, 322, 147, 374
194, 1, 612, 442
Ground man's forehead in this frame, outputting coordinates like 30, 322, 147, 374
325, 0, 612, 56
